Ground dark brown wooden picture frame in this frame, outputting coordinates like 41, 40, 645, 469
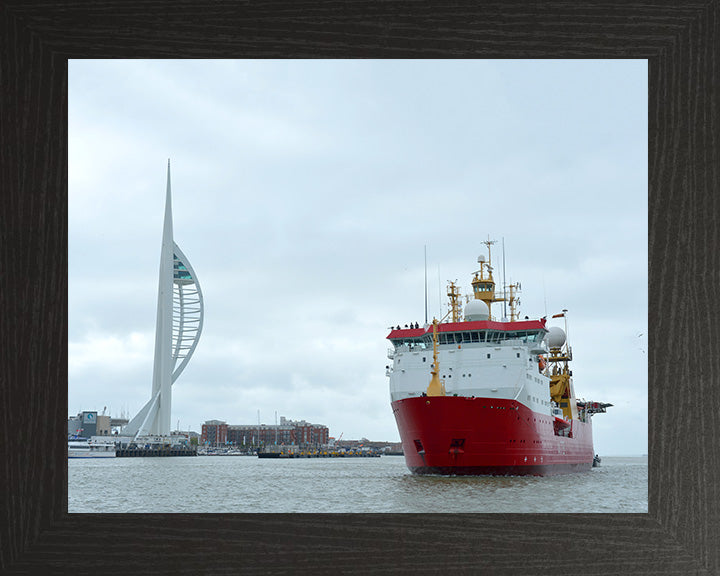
1, 2, 717, 574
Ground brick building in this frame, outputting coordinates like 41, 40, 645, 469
201, 420, 228, 446
207, 416, 328, 447
292, 420, 329, 445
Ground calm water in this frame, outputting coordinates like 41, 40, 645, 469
68, 455, 647, 513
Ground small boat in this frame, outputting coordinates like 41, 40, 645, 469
68, 437, 116, 458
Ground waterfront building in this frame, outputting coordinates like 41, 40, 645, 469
227, 424, 295, 446
172, 429, 200, 440
201, 420, 228, 446
95, 415, 111, 436
122, 162, 203, 440
291, 419, 329, 445
68, 411, 96, 438
68, 411, 129, 438
202, 417, 329, 447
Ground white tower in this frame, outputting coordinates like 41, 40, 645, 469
123, 161, 204, 439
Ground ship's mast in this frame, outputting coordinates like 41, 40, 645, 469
485, 238, 494, 266
447, 280, 461, 323
507, 282, 521, 321
471, 239, 506, 320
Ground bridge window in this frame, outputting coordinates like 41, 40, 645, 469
391, 338, 427, 350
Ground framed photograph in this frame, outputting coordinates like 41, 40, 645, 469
2, 2, 716, 574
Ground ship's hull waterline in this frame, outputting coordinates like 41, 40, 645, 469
392, 396, 594, 476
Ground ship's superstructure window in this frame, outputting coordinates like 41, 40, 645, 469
392, 329, 544, 349
483, 330, 544, 343
391, 338, 428, 349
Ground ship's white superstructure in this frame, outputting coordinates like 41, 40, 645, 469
388, 324, 557, 417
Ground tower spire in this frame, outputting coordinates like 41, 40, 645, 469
122, 162, 204, 440
150, 160, 176, 435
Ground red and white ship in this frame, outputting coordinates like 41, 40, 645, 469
387, 241, 610, 476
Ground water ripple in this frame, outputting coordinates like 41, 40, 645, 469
68, 455, 648, 513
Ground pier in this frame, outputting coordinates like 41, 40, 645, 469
258, 448, 381, 459
116, 445, 197, 457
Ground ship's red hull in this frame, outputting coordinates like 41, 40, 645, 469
392, 396, 594, 476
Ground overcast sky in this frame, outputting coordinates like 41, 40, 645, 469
69, 59, 647, 455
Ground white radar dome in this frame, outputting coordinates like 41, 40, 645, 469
464, 299, 490, 321
545, 326, 566, 349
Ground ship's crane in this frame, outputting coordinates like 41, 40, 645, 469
426, 309, 453, 397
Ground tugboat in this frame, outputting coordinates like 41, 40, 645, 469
386, 240, 611, 476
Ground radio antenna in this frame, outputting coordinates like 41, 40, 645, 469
424, 245, 428, 325
502, 237, 507, 320
437, 265, 441, 320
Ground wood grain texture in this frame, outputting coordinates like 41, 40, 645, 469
1, 1, 718, 574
